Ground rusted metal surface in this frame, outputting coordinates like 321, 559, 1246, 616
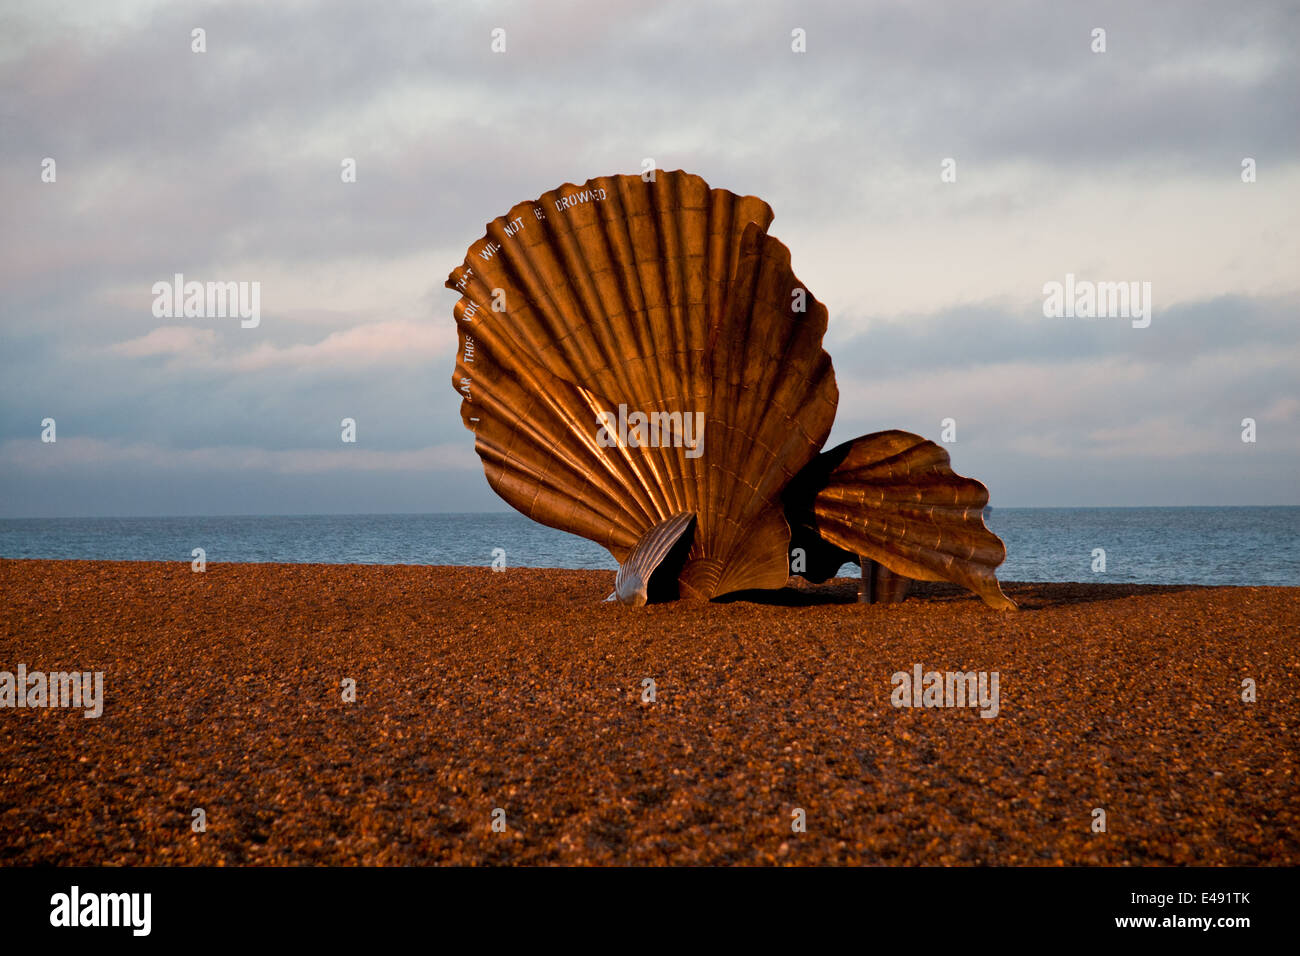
789, 431, 1017, 610
858, 559, 914, 605
447, 171, 1015, 609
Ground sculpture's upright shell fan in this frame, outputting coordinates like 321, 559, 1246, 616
446, 170, 1015, 609
446, 171, 836, 599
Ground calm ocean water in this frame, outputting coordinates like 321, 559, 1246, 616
0, 508, 1296, 586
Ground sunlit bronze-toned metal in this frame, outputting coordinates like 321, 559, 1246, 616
447, 171, 1015, 609
786, 431, 1016, 610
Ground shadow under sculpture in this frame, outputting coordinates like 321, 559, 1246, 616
447, 171, 1016, 611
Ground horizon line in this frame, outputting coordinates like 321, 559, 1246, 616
2, 504, 1299, 521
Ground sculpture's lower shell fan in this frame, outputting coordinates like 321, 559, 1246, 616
785, 432, 1016, 610
447, 171, 1016, 609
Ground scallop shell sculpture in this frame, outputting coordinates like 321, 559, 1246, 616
447, 171, 1016, 610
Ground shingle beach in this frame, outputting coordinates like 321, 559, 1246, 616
2, 559, 1295, 865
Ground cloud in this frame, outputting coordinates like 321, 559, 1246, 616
0, 437, 479, 475
102, 319, 453, 372
226, 320, 454, 372
1258, 396, 1299, 424
0, 0, 1297, 515
110, 326, 217, 357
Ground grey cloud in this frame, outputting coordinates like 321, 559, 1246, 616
826, 293, 1300, 376
0, 0, 1296, 516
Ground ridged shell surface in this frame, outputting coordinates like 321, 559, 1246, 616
786, 431, 1016, 609
446, 171, 839, 598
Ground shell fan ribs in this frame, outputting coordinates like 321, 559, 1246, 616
446, 170, 1015, 610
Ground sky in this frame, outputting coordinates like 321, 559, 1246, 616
1, 0, 1296, 517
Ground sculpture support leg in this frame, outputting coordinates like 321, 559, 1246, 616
858, 559, 874, 603
858, 558, 911, 604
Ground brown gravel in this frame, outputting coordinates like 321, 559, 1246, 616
1, 559, 1296, 866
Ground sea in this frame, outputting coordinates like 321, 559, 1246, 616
0, 508, 1297, 586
